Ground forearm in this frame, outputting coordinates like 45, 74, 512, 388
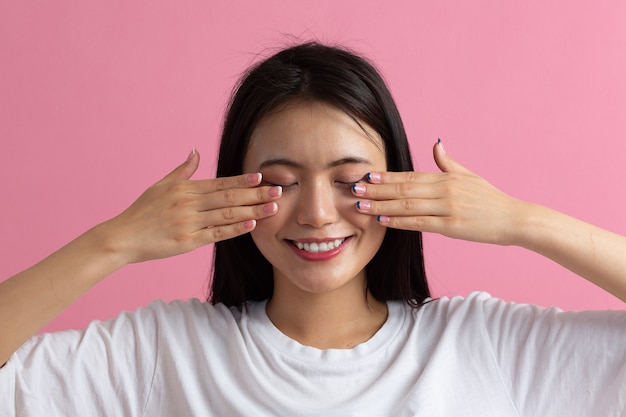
515, 202, 626, 303
0, 221, 127, 366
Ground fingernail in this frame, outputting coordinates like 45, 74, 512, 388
356, 201, 371, 211
186, 148, 196, 162
247, 173, 262, 184
352, 184, 366, 195
263, 202, 277, 213
377, 215, 390, 224
437, 138, 446, 154
367, 172, 382, 184
268, 186, 282, 197
243, 220, 256, 230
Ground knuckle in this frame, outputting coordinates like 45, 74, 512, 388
211, 227, 225, 241
401, 199, 413, 211
222, 189, 237, 203
405, 172, 418, 182
170, 181, 188, 194
446, 173, 462, 182
170, 197, 190, 210
214, 178, 226, 190
221, 207, 235, 220
395, 182, 409, 195
169, 215, 191, 232
171, 231, 192, 246
440, 181, 455, 197
412, 217, 426, 229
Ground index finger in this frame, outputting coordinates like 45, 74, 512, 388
366, 171, 446, 185
188, 172, 263, 194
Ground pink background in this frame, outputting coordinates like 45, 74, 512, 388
1, 1, 624, 332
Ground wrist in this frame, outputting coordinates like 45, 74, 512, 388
87, 218, 135, 269
509, 201, 565, 254
505, 200, 547, 249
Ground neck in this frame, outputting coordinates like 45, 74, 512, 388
266, 277, 388, 350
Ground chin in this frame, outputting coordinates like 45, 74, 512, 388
277, 268, 367, 296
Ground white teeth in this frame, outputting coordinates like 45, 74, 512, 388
294, 239, 345, 253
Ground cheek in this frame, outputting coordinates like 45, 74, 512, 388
340, 203, 375, 228
250, 217, 279, 246
249, 198, 293, 244
249, 221, 277, 266
365, 220, 387, 249
343, 207, 386, 246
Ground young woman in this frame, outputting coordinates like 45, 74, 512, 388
1, 43, 625, 416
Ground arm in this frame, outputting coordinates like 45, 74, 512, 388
0, 150, 281, 366
0, 222, 125, 368
512, 200, 626, 302
353, 140, 626, 302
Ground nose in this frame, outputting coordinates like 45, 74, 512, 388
296, 180, 340, 228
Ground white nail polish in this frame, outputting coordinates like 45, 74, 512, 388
186, 148, 196, 162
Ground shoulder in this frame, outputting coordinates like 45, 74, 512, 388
139, 298, 241, 318
414, 291, 502, 322
415, 291, 626, 342
419, 290, 624, 320
39, 298, 245, 347
129, 298, 243, 333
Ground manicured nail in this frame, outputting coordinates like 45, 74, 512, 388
243, 219, 256, 230
263, 202, 277, 213
356, 201, 371, 211
247, 173, 262, 184
377, 215, 390, 224
186, 148, 196, 162
268, 186, 282, 197
352, 184, 366, 195
367, 172, 382, 184
437, 138, 446, 154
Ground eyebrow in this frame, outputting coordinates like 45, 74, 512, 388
258, 156, 373, 170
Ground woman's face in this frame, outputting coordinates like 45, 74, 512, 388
243, 101, 388, 297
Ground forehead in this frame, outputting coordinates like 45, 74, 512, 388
243, 101, 385, 170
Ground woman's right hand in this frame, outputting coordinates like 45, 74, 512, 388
105, 150, 281, 265
0, 149, 282, 365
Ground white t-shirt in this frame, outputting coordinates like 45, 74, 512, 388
1, 292, 624, 416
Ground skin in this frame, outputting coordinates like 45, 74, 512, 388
357, 142, 626, 302
243, 101, 389, 348
0, 152, 282, 365
1, 101, 626, 365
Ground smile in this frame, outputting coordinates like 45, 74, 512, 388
293, 239, 346, 253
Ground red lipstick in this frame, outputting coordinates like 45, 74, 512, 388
287, 237, 351, 261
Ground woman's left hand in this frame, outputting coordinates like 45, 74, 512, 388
352, 140, 529, 246
353, 140, 626, 302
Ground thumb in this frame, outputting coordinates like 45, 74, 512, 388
160, 148, 200, 183
433, 139, 473, 175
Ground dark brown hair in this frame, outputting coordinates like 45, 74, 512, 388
210, 42, 429, 308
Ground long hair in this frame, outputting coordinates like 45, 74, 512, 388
210, 42, 430, 308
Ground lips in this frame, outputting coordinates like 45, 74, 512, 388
287, 237, 351, 260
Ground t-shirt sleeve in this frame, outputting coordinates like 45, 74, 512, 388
0, 302, 163, 417
477, 293, 626, 416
